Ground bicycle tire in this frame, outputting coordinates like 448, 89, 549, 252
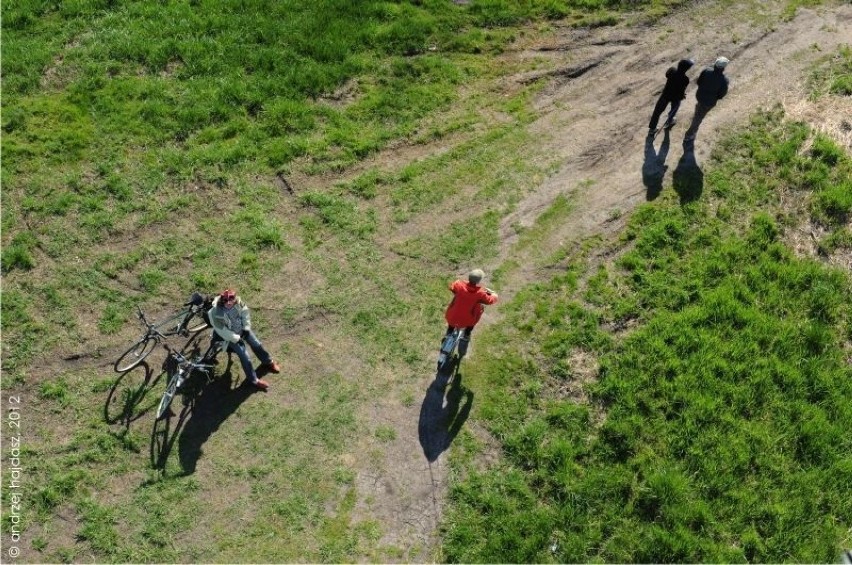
183, 309, 209, 334
437, 330, 460, 371
155, 371, 181, 420
155, 309, 192, 337
114, 337, 157, 373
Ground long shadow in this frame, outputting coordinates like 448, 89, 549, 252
149, 346, 253, 474
642, 129, 673, 201
673, 141, 704, 204
104, 361, 163, 427
176, 359, 258, 475
418, 358, 475, 463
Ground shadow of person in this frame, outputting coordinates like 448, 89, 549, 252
642, 129, 672, 201
176, 362, 257, 475
418, 361, 474, 463
673, 142, 704, 204
148, 351, 245, 474
105, 361, 162, 426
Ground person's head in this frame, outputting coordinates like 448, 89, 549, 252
220, 288, 237, 308
468, 269, 485, 285
714, 56, 729, 70
677, 58, 694, 72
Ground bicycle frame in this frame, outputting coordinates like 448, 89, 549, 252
437, 327, 464, 371
156, 345, 215, 420
114, 293, 210, 373
153, 292, 209, 338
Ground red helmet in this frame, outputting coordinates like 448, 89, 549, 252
220, 289, 236, 303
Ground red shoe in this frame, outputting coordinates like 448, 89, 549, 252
253, 378, 269, 391
265, 361, 281, 374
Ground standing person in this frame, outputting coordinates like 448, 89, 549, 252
443, 269, 498, 356
684, 56, 730, 142
648, 58, 694, 135
208, 289, 280, 391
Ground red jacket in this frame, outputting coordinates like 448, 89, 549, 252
445, 280, 498, 328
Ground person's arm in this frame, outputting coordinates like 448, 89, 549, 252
210, 308, 240, 343
679, 76, 690, 99
240, 302, 252, 333
480, 288, 499, 305
717, 77, 728, 100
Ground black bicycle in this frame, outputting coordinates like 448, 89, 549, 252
155, 344, 215, 420
437, 326, 466, 372
113, 292, 210, 373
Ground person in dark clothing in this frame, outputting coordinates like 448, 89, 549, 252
684, 56, 730, 142
648, 58, 694, 134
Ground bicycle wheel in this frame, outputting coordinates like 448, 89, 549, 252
155, 309, 191, 337
114, 336, 157, 373
437, 331, 459, 371
155, 371, 181, 420
183, 309, 209, 334
201, 337, 225, 363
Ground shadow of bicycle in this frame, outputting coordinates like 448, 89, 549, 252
148, 339, 225, 471
418, 358, 475, 463
149, 351, 263, 475
104, 362, 164, 427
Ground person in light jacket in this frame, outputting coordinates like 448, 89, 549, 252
208, 288, 280, 391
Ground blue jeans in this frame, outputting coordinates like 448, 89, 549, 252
227, 330, 272, 382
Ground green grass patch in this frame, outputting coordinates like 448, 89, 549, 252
809, 44, 852, 97
442, 110, 852, 562
392, 211, 501, 269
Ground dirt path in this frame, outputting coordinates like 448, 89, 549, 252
370, 1, 852, 559
494, 1, 852, 298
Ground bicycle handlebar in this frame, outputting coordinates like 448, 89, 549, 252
162, 343, 214, 370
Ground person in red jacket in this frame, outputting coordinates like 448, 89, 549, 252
443, 269, 498, 355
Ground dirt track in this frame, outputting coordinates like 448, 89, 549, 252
368, 1, 852, 558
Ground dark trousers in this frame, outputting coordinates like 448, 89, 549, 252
446, 325, 474, 339
685, 101, 713, 139
226, 330, 272, 382
649, 95, 681, 130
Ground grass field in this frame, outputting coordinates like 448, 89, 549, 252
441, 108, 852, 562
3, 0, 851, 562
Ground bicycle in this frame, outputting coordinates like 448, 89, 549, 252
437, 327, 469, 372
156, 344, 215, 420
113, 292, 210, 373
437, 287, 495, 372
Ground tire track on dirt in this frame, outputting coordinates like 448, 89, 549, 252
492, 2, 852, 302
